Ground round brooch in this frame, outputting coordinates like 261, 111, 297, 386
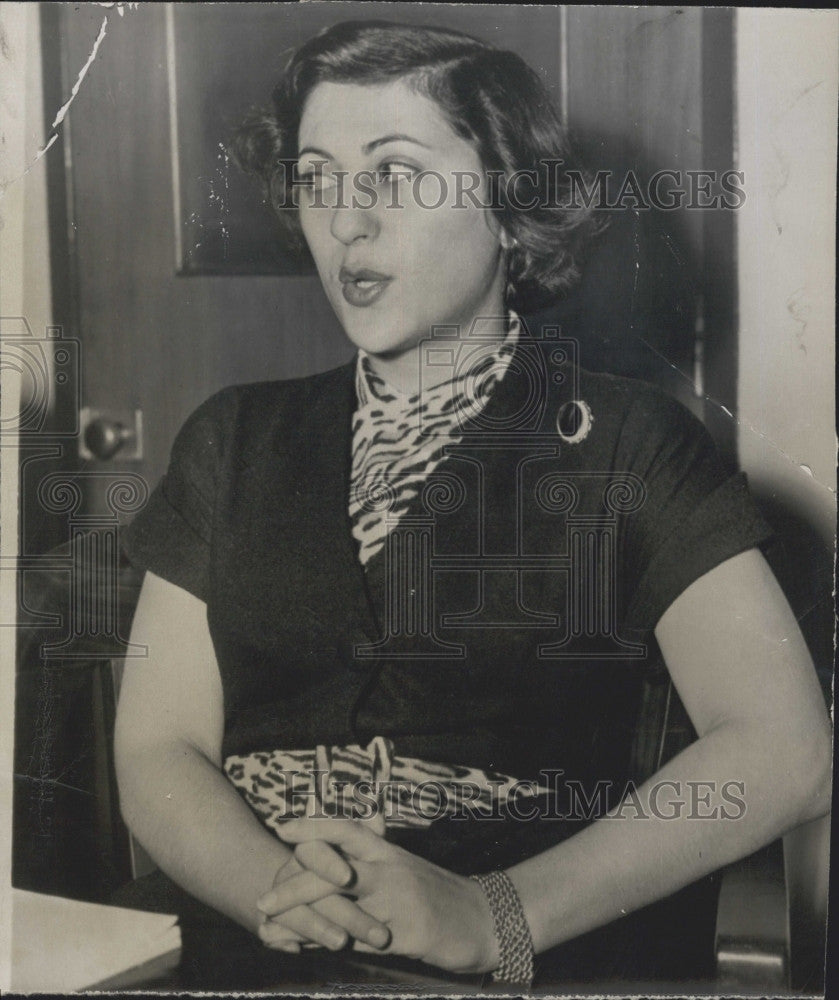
555, 399, 594, 444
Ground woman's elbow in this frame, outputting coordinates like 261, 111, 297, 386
796, 725, 833, 825
113, 708, 177, 834
775, 718, 833, 829
113, 731, 154, 833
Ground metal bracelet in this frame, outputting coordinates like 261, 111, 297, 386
470, 870, 535, 986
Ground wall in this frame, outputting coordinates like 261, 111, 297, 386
735, 9, 837, 551
735, 10, 837, 980
1, 0, 56, 984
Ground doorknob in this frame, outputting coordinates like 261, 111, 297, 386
79, 407, 143, 460
84, 418, 133, 459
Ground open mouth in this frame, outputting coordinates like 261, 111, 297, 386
339, 266, 393, 307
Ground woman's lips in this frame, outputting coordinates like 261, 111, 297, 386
339, 266, 393, 308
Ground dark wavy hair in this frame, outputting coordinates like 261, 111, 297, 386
230, 20, 602, 311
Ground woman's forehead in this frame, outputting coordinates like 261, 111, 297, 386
298, 79, 463, 157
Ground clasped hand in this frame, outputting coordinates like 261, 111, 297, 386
256, 816, 497, 974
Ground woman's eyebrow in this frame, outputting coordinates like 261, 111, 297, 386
297, 134, 432, 163
297, 146, 333, 162
362, 133, 432, 155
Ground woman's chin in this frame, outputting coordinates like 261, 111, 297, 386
340, 319, 423, 361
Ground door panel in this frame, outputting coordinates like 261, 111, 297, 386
62, 4, 341, 487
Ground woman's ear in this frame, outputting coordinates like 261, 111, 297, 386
499, 229, 518, 251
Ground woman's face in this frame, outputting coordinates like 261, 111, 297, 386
296, 78, 508, 379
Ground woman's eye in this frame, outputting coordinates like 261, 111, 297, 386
313, 175, 337, 190
377, 162, 416, 185
296, 169, 339, 192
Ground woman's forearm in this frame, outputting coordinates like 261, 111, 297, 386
116, 739, 292, 933
507, 719, 832, 955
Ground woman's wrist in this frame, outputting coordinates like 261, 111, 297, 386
469, 870, 535, 984
464, 874, 502, 973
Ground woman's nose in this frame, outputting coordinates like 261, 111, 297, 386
329, 202, 379, 245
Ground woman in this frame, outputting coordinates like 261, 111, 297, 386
115, 20, 831, 985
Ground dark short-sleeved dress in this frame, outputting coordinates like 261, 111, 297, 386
119, 323, 772, 979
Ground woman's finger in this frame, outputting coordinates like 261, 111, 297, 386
258, 922, 305, 951
277, 817, 382, 861
294, 840, 355, 886
256, 915, 304, 951
259, 930, 304, 954
313, 894, 391, 950
258, 904, 348, 952
258, 888, 390, 952
260, 892, 389, 952
359, 809, 386, 837
257, 868, 346, 916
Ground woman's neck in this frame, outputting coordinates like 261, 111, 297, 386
362, 311, 514, 398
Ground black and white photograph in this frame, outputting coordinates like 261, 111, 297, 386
0, 2, 835, 994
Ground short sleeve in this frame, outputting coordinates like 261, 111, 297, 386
618, 389, 773, 632
120, 388, 236, 603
